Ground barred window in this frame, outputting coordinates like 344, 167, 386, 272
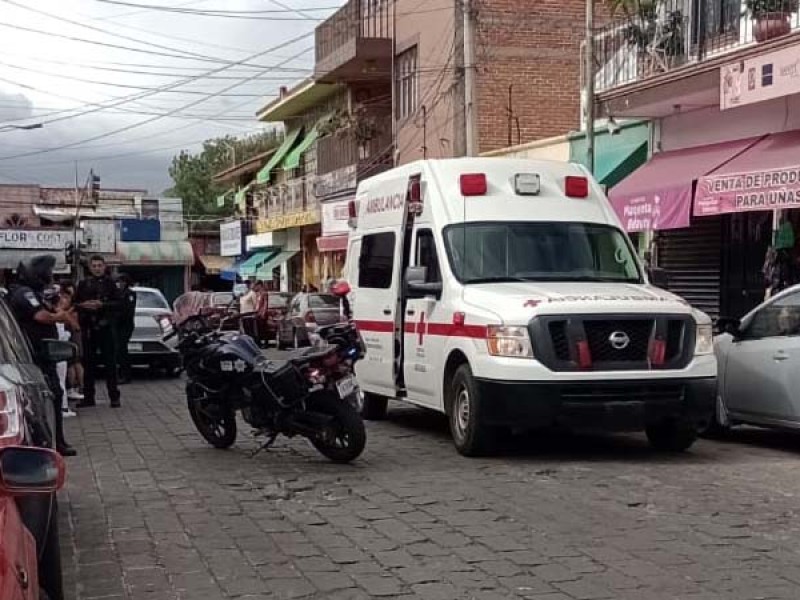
395, 46, 418, 121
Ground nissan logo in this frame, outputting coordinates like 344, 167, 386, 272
608, 331, 631, 350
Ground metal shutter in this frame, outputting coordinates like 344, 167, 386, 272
656, 217, 723, 320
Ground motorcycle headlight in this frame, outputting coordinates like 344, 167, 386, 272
487, 326, 533, 359
694, 324, 713, 355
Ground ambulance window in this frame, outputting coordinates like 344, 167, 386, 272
415, 230, 441, 283
358, 232, 395, 289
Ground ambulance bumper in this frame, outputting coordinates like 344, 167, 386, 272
474, 376, 716, 431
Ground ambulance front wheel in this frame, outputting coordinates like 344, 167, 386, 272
448, 364, 497, 457
361, 393, 388, 420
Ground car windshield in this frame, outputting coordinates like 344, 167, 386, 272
309, 294, 339, 309
443, 222, 642, 284
213, 293, 233, 306
136, 290, 169, 310
268, 294, 290, 308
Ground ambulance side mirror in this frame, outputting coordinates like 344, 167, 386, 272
405, 266, 442, 299
647, 267, 670, 289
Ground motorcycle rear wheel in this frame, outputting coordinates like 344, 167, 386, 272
188, 398, 237, 449
308, 392, 366, 463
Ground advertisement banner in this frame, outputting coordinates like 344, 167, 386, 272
321, 197, 352, 237
255, 209, 320, 234
721, 45, 800, 110
220, 220, 242, 256
696, 166, 800, 216
609, 185, 692, 232
0, 229, 77, 250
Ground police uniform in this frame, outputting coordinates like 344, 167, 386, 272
76, 273, 121, 407
8, 282, 74, 454
116, 285, 136, 383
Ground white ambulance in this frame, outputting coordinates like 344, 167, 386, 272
343, 158, 716, 456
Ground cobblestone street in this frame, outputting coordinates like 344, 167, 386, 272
60, 376, 800, 600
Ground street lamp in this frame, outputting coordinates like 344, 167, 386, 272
0, 123, 44, 132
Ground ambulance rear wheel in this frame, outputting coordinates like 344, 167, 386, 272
448, 364, 496, 457
361, 393, 388, 420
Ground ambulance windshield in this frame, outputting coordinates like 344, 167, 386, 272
444, 222, 642, 284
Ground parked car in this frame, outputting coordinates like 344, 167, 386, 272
128, 287, 181, 376
277, 293, 347, 349
0, 295, 72, 600
710, 284, 800, 434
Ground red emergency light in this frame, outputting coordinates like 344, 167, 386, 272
460, 173, 487, 196
565, 176, 589, 198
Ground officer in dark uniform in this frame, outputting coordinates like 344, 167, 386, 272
8, 255, 77, 456
75, 254, 121, 408
116, 273, 136, 384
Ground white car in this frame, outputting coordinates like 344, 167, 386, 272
128, 287, 181, 376
711, 284, 800, 433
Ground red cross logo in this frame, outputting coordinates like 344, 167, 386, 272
417, 311, 427, 345
524, 299, 541, 308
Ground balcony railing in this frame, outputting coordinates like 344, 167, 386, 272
593, 0, 800, 92
317, 116, 393, 177
254, 178, 320, 220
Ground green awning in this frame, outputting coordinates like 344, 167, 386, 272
234, 183, 252, 211
569, 120, 650, 189
216, 187, 234, 208
256, 128, 302, 183
283, 127, 319, 171
595, 141, 648, 188
254, 250, 299, 279
239, 250, 278, 278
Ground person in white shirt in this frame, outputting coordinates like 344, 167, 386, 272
239, 281, 262, 315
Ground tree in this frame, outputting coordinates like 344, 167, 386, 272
165, 130, 282, 219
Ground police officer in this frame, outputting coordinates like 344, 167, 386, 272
8, 255, 77, 456
116, 273, 136, 384
76, 254, 121, 408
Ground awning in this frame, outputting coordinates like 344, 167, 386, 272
238, 250, 278, 278
234, 183, 252, 212
317, 234, 348, 252
221, 256, 245, 282
0, 249, 68, 270
115, 241, 194, 266
254, 250, 298, 280
216, 187, 235, 208
595, 141, 648, 188
199, 255, 233, 275
695, 131, 800, 217
283, 125, 320, 171
256, 128, 303, 183
609, 137, 761, 232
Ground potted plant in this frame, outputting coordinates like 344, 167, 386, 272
746, 0, 798, 42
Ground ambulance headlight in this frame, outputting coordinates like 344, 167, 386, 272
694, 324, 713, 356
487, 326, 533, 358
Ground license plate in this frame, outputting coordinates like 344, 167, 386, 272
128, 342, 143, 352
336, 376, 356, 399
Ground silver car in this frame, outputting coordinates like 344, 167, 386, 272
712, 284, 800, 433
129, 287, 181, 376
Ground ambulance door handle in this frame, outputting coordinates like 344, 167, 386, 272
407, 309, 415, 316
382, 308, 392, 316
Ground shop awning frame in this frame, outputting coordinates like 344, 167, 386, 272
256, 128, 303, 184
283, 126, 320, 171
317, 234, 348, 252
254, 250, 298, 280
595, 140, 648, 189
115, 241, 194, 266
0, 249, 68, 271
238, 249, 279, 278
199, 255, 233, 275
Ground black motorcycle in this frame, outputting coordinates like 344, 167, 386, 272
170, 313, 366, 463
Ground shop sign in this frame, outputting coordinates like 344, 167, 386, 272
255, 209, 320, 233
0, 229, 77, 250
721, 46, 800, 110
246, 230, 286, 250
696, 166, 800, 216
610, 187, 692, 232
81, 221, 115, 254
321, 197, 352, 236
314, 165, 357, 198
220, 220, 242, 256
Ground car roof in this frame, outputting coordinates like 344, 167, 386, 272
132, 286, 163, 294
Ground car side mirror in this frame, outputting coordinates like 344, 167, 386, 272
716, 316, 741, 337
405, 266, 442, 299
39, 340, 77, 364
647, 267, 670, 288
0, 447, 65, 495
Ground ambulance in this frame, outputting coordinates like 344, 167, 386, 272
343, 158, 716, 456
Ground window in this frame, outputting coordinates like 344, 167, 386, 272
141, 199, 159, 220
358, 232, 396, 289
135, 290, 169, 310
443, 222, 642, 284
267, 294, 290, 309
745, 292, 800, 339
309, 294, 339, 309
0, 300, 32, 364
395, 46, 418, 120
415, 230, 441, 283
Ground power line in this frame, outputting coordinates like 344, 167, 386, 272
94, 0, 338, 15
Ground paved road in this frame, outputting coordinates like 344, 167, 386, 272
60, 375, 800, 600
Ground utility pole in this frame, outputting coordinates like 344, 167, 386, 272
584, 0, 595, 175
463, 0, 478, 157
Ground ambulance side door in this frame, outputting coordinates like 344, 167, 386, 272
403, 228, 446, 408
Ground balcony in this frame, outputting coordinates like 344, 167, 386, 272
254, 178, 321, 232
314, 0, 392, 84
593, 0, 800, 97
316, 115, 393, 183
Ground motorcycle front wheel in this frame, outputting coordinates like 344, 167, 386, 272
188, 397, 237, 449
308, 392, 366, 463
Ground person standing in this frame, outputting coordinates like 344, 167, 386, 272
8, 255, 77, 456
60, 282, 85, 401
76, 255, 121, 408
116, 274, 136, 384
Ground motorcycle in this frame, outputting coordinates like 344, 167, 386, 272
302, 321, 366, 413
168, 308, 366, 463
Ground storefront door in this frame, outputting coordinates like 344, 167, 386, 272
721, 212, 772, 320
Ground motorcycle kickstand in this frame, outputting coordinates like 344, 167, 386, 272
249, 432, 278, 458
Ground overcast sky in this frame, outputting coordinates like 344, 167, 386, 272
0, 0, 335, 194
